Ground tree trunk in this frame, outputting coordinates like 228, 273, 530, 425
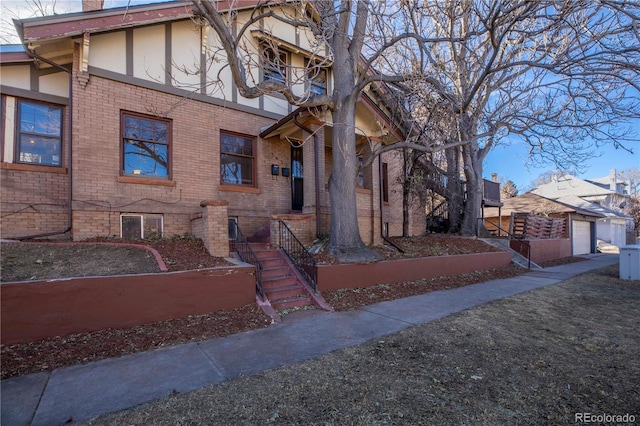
327, 100, 382, 262
445, 146, 463, 233
460, 142, 483, 236
402, 148, 410, 237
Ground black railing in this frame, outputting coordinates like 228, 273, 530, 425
278, 220, 317, 292
229, 221, 265, 300
478, 217, 531, 269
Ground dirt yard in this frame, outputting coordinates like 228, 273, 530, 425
81, 264, 639, 425
0, 235, 579, 380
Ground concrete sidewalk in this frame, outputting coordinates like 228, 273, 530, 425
1, 254, 618, 426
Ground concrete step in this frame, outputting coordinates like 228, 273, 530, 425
271, 295, 312, 311
265, 284, 307, 301
262, 275, 297, 289
479, 237, 542, 269
261, 266, 290, 279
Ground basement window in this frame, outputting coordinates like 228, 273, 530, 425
120, 214, 164, 239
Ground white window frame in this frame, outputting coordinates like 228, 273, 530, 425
120, 213, 164, 239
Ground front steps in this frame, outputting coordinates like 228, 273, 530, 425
479, 237, 542, 269
250, 244, 332, 320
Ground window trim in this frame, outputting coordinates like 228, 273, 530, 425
262, 45, 288, 84
15, 99, 64, 167
120, 213, 164, 239
220, 130, 257, 187
120, 110, 172, 180
306, 59, 328, 95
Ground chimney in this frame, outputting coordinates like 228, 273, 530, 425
491, 173, 498, 183
82, 0, 104, 12
610, 168, 617, 192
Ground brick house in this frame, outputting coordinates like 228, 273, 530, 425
0, 0, 425, 256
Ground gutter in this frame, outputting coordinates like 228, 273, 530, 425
293, 114, 321, 238
16, 47, 73, 240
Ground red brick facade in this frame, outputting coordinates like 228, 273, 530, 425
1, 22, 425, 250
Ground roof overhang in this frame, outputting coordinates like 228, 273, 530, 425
250, 29, 330, 63
18, 2, 194, 44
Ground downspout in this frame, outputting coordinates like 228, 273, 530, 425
18, 47, 73, 240
293, 114, 321, 238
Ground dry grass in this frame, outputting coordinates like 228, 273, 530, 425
84, 265, 640, 425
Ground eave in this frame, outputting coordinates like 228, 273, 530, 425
19, 1, 195, 43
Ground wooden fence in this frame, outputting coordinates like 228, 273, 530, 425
510, 212, 566, 239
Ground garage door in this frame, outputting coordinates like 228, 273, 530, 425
572, 220, 592, 255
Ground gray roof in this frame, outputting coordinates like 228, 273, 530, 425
555, 195, 631, 220
531, 174, 614, 199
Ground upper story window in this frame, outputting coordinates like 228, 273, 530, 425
121, 112, 171, 179
307, 60, 327, 95
262, 46, 288, 84
17, 100, 63, 166
221, 131, 255, 186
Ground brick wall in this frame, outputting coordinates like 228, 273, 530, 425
1, 166, 70, 238
70, 45, 291, 241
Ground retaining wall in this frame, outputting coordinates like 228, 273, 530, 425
1, 266, 255, 345
317, 251, 512, 291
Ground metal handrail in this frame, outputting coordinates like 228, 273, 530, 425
229, 221, 265, 300
478, 217, 531, 269
278, 220, 317, 292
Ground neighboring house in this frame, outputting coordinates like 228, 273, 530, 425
0, 1, 425, 255
484, 192, 604, 256
531, 172, 633, 249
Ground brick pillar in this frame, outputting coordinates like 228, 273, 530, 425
370, 138, 383, 246
200, 200, 229, 257
302, 123, 326, 237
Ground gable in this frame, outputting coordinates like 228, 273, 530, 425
532, 175, 614, 199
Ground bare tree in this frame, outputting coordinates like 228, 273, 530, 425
1, 0, 65, 44
192, 0, 638, 254
501, 180, 518, 199
192, 0, 458, 262
374, 0, 640, 235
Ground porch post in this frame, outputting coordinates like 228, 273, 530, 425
301, 122, 326, 237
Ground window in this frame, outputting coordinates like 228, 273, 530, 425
357, 155, 372, 190
122, 112, 171, 179
228, 217, 238, 240
221, 132, 255, 186
262, 46, 287, 84
17, 100, 63, 166
382, 162, 389, 202
121, 214, 163, 239
307, 60, 327, 95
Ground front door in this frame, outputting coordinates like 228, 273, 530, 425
291, 146, 303, 211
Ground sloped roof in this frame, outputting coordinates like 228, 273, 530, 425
484, 192, 601, 218
556, 195, 631, 220
531, 174, 614, 199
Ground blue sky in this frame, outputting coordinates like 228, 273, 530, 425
484, 130, 639, 192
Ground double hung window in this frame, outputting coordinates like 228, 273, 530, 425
121, 112, 171, 179
307, 61, 327, 95
262, 46, 287, 84
17, 100, 63, 166
221, 132, 255, 186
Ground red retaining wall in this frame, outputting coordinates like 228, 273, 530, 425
1, 266, 255, 345
317, 251, 512, 291
510, 239, 571, 264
